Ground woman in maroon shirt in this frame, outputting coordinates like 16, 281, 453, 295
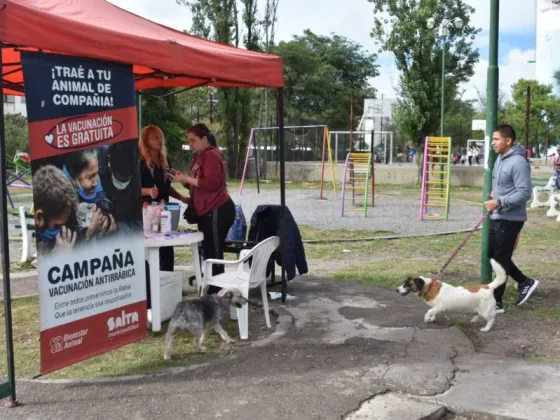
173, 123, 235, 294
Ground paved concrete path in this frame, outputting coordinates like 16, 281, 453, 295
2, 277, 559, 419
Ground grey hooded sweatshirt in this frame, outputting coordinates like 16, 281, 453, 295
491, 142, 531, 221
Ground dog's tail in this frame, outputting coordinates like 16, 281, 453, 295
488, 258, 507, 290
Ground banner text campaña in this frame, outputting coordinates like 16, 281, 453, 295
47, 249, 136, 297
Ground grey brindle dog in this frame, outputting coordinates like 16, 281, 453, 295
164, 288, 248, 360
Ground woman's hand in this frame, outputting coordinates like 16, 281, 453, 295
186, 176, 198, 187
172, 171, 189, 185
150, 186, 159, 199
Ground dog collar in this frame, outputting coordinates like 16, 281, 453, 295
218, 295, 230, 310
420, 279, 440, 297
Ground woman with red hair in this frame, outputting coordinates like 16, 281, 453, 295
139, 125, 188, 271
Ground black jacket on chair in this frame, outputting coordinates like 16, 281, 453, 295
247, 205, 308, 281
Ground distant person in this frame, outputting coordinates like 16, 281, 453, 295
484, 124, 538, 314
475, 145, 482, 165
452, 153, 459, 165
551, 147, 560, 171
552, 147, 560, 189
459, 147, 466, 165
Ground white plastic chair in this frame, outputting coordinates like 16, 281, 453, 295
201, 236, 280, 340
531, 175, 558, 208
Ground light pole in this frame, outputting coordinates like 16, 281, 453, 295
481, 0, 499, 282
427, 17, 464, 137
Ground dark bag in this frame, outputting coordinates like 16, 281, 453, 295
183, 194, 199, 224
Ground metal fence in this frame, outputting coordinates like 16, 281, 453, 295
329, 131, 395, 164
246, 125, 326, 163
245, 127, 396, 164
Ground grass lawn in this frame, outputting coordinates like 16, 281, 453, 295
1, 184, 557, 379
0, 261, 36, 274
172, 179, 319, 196
327, 208, 559, 289
0, 295, 240, 380
306, 205, 560, 360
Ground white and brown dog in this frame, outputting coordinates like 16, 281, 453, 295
396, 258, 507, 332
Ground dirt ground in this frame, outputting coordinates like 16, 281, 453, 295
242, 295, 281, 341
455, 276, 560, 362
307, 255, 560, 363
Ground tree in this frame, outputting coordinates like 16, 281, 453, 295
177, 0, 261, 177
5, 113, 28, 158
369, 0, 480, 145
475, 86, 508, 118
258, 0, 280, 130
502, 79, 560, 153
141, 89, 192, 165
180, 0, 238, 44
274, 30, 379, 130
176, 87, 217, 123
444, 96, 478, 148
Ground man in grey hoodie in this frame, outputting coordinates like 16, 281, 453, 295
484, 124, 539, 313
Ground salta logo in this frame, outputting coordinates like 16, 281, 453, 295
107, 310, 139, 332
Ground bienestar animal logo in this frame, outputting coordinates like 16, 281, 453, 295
107, 309, 139, 332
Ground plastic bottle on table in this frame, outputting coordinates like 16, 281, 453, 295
149, 202, 160, 233
142, 202, 151, 235
160, 200, 172, 234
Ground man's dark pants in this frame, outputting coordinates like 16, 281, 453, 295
488, 219, 528, 303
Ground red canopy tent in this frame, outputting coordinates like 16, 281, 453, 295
0, 0, 287, 405
0, 0, 284, 94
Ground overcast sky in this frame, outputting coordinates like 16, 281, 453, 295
109, 0, 537, 103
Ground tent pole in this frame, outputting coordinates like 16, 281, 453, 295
277, 88, 286, 303
137, 91, 142, 134
0, 42, 18, 407
253, 131, 261, 194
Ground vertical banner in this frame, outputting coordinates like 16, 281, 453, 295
21, 52, 147, 375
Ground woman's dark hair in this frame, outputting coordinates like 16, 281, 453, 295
188, 123, 218, 148
65, 149, 98, 178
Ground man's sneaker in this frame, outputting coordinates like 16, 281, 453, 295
516, 278, 539, 306
495, 302, 504, 314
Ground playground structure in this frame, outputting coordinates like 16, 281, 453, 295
330, 130, 395, 164
340, 151, 374, 217
238, 127, 396, 201
340, 129, 375, 217
419, 136, 452, 221
5, 152, 32, 208
318, 126, 337, 200
239, 125, 337, 199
